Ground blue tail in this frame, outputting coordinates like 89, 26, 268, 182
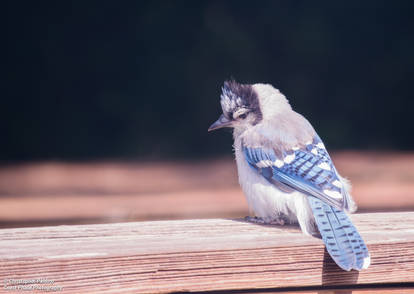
308, 196, 370, 271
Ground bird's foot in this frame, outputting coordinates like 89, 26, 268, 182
244, 216, 285, 226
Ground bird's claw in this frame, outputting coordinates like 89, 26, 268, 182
244, 216, 285, 226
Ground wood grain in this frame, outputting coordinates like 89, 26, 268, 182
0, 212, 413, 293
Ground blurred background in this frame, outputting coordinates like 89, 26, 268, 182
3, 0, 414, 228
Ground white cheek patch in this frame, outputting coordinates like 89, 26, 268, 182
274, 159, 284, 168
284, 153, 295, 164
311, 148, 318, 155
323, 189, 343, 199
332, 180, 343, 188
318, 162, 331, 171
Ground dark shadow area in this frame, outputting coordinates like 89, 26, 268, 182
319, 248, 359, 294
4, 1, 414, 162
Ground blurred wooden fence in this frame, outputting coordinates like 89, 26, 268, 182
0, 152, 413, 228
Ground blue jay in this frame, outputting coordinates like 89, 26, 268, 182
208, 80, 370, 271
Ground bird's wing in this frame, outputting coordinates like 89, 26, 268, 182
242, 135, 350, 211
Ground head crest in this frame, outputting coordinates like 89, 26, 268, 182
220, 80, 261, 120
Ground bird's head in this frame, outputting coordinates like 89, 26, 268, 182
208, 80, 262, 132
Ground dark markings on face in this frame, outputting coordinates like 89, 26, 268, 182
220, 80, 262, 124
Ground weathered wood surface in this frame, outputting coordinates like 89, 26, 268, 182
0, 212, 413, 293
1, 152, 414, 228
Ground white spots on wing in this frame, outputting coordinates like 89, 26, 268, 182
284, 153, 295, 164
316, 142, 326, 149
292, 146, 300, 151
256, 159, 285, 168
274, 159, 284, 168
362, 256, 371, 269
256, 160, 273, 168
311, 148, 318, 155
323, 189, 343, 199
332, 180, 343, 188
305, 140, 312, 145
318, 162, 331, 171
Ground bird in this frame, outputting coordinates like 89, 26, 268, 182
208, 80, 370, 271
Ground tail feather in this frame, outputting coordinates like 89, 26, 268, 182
308, 196, 370, 271
331, 206, 370, 269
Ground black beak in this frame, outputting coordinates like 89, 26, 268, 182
208, 114, 233, 132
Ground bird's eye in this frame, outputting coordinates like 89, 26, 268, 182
238, 113, 247, 120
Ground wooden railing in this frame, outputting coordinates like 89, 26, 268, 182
0, 212, 413, 293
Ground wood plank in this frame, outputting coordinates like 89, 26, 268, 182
0, 212, 413, 293
253, 288, 414, 294
256, 289, 414, 294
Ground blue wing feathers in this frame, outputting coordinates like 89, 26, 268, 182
242, 141, 344, 210
242, 136, 370, 271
